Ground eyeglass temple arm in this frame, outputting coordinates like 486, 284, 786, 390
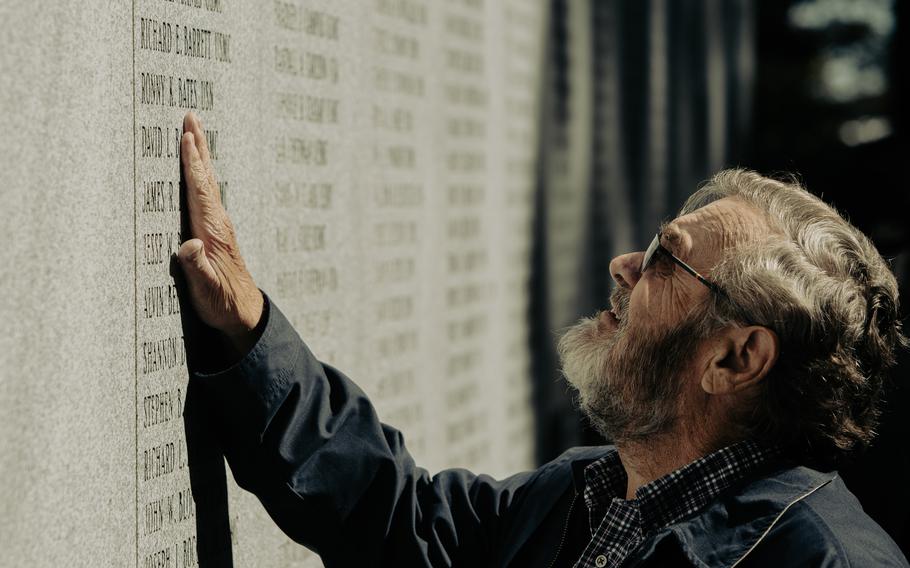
665, 254, 728, 297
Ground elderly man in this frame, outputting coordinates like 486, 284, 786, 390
177, 112, 908, 566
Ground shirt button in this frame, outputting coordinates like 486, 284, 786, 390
595, 555, 608, 567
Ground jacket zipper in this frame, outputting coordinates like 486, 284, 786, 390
548, 491, 579, 568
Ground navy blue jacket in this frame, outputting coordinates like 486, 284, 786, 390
194, 298, 909, 567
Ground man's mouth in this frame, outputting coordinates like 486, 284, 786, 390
609, 294, 629, 323
600, 309, 619, 329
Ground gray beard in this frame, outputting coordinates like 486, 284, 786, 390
557, 290, 709, 444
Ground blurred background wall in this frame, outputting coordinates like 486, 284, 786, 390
529, 0, 908, 556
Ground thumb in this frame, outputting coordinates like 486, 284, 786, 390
177, 238, 218, 292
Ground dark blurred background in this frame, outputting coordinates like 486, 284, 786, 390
529, 0, 909, 556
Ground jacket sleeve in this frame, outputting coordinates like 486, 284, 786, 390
191, 295, 537, 567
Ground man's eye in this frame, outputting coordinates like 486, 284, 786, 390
651, 253, 674, 275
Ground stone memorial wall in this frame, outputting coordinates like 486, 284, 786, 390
0, 1, 547, 565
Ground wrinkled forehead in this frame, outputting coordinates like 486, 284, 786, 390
662, 197, 770, 264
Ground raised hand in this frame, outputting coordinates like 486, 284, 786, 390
177, 112, 263, 353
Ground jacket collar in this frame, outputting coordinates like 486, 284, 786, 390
571, 455, 598, 493
670, 465, 835, 567
568, 451, 836, 568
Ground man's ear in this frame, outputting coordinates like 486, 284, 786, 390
701, 326, 779, 395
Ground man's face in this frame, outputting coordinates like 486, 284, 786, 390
558, 197, 768, 443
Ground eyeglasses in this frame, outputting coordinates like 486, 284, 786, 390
641, 232, 728, 298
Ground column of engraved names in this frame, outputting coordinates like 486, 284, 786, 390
135, 1, 230, 566
270, 1, 344, 365
498, 2, 541, 471
441, 0, 491, 468
367, 0, 430, 459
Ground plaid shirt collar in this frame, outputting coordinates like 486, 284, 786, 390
577, 440, 781, 567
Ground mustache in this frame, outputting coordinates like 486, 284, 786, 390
610, 286, 631, 321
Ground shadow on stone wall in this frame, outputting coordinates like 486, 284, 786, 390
183, 378, 235, 568
173, 250, 235, 567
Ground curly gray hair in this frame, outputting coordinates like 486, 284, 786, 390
682, 170, 906, 468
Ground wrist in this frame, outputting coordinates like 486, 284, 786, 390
222, 290, 265, 355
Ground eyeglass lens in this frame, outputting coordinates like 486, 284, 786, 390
641, 233, 661, 273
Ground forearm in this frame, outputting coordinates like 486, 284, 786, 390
192, 296, 366, 549
191, 295, 433, 564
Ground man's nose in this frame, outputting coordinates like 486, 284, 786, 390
609, 252, 645, 289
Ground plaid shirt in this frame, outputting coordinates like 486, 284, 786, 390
575, 440, 781, 568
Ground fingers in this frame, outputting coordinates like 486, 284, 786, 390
183, 112, 222, 207
184, 112, 211, 164
181, 131, 211, 236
